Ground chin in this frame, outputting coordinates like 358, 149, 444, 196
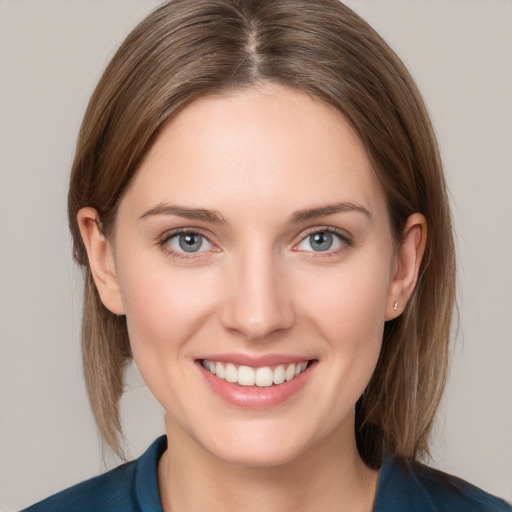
193, 418, 325, 469
208, 440, 306, 469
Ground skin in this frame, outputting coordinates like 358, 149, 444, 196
79, 84, 426, 512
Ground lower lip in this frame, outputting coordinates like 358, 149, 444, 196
197, 361, 316, 409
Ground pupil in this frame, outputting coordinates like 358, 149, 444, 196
179, 233, 202, 252
311, 232, 332, 251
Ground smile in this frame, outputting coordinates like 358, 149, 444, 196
201, 359, 309, 387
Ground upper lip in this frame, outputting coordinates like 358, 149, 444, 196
197, 353, 314, 368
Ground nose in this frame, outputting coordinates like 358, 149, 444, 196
219, 248, 295, 341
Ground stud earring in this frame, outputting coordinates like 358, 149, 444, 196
393, 302, 398, 311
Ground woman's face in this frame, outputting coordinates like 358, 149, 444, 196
103, 85, 401, 466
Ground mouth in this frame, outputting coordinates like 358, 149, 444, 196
197, 357, 317, 408
200, 359, 311, 388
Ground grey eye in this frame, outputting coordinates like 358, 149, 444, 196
163, 231, 215, 257
309, 231, 334, 252
178, 233, 204, 252
295, 230, 345, 253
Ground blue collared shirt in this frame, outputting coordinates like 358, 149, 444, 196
22, 436, 511, 512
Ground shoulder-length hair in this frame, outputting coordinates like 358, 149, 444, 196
68, 0, 455, 464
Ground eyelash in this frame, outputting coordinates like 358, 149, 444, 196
157, 228, 217, 261
157, 226, 352, 260
292, 227, 352, 257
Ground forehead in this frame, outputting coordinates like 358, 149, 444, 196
121, 84, 387, 223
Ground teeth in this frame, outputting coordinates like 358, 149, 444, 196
255, 367, 273, 387
285, 363, 295, 381
273, 364, 285, 385
225, 363, 237, 383
215, 361, 225, 379
202, 359, 309, 387
238, 366, 255, 386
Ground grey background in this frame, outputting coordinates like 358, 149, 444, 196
1, 1, 511, 510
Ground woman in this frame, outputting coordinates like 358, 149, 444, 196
22, 0, 510, 510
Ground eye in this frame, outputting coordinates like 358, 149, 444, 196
295, 229, 348, 253
161, 231, 215, 255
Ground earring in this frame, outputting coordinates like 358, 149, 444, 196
393, 301, 398, 311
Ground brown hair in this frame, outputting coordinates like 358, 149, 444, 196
69, 0, 455, 464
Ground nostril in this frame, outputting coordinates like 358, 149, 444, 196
219, 297, 296, 341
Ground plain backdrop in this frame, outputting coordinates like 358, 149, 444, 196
1, 1, 511, 510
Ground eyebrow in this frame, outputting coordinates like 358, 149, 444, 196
290, 202, 371, 223
138, 203, 227, 224
138, 201, 370, 224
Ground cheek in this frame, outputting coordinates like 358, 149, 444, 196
116, 260, 222, 416
116, 257, 217, 360
339, 270, 389, 343
297, 255, 392, 394
299, 257, 391, 342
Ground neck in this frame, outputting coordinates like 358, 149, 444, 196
158, 415, 379, 512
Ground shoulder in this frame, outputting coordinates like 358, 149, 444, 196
375, 457, 511, 512
21, 436, 167, 512
21, 460, 138, 512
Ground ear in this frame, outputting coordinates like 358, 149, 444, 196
386, 213, 427, 320
77, 207, 125, 315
